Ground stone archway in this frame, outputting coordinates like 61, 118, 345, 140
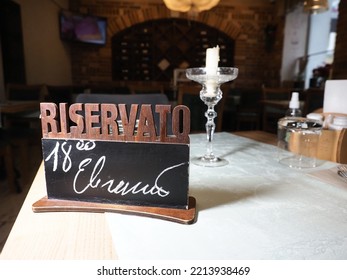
108, 8, 241, 41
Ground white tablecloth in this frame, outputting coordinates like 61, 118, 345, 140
106, 132, 347, 260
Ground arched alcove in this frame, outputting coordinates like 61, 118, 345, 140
111, 18, 235, 82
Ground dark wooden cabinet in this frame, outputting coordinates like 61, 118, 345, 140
112, 18, 234, 82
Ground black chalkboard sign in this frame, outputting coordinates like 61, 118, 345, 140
35, 102, 195, 223
42, 138, 190, 209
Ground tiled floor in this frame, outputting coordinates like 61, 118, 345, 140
0, 144, 42, 253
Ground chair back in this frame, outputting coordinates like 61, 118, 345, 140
235, 88, 261, 130
128, 84, 164, 94
6, 84, 44, 101
261, 86, 302, 132
177, 84, 226, 132
87, 84, 131, 94
261, 86, 294, 101
302, 88, 324, 116
45, 85, 74, 104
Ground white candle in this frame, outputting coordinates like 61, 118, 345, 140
205, 45, 220, 75
205, 46, 219, 97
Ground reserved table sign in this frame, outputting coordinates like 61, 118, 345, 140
33, 102, 196, 224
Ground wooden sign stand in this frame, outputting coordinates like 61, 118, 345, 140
33, 102, 196, 224
33, 196, 196, 224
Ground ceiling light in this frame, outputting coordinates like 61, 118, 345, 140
303, 0, 329, 14
163, 0, 220, 13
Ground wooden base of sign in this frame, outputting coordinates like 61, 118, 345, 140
32, 196, 197, 224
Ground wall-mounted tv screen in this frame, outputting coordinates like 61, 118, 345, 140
59, 10, 107, 45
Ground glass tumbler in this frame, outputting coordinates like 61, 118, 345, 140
277, 117, 323, 168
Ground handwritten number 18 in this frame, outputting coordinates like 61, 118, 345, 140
45, 141, 72, 172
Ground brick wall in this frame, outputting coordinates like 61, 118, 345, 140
69, 0, 284, 89
332, 0, 347, 79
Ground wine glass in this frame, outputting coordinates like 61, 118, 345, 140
186, 67, 238, 167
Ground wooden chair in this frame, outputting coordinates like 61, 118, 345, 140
6, 83, 44, 101
45, 85, 74, 105
3, 84, 43, 184
0, 127, 30, 193
128, 84, 164, 94
261, 86, 293, 101
6, 127, 40, 184
261, 86, 301, 133
177, 84, 226, 133
222, 88, 239, 131
302, 88, 324, 116
75, 93, 169, 107
5, 83, 43, 129
87, 84, 131, 95
0, 139, 17, 193
235, 88, 261, 130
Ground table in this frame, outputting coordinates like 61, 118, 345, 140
260, 100, 290, 109
232, 130, 277, 146
1, 132, 346, 260
0, 100, 40, 128
0, 101, 39, 114
0, 163, 117, 260
260, 100, 306, 132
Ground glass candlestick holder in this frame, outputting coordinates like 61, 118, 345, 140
186, 67, 238, 167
